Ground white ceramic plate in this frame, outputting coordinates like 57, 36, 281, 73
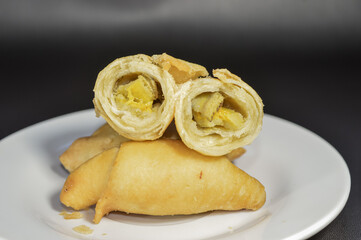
0, 109, 350, 240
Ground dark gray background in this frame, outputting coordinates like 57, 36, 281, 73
1, 0, 360, 239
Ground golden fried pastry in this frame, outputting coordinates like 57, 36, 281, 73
93, 139, 266, 223
93, 54, 178, 140
152, 53, 209, 84
59, 124, 128, 172
60, 148, 119, 210
225, 147, 246, 161
175, 69, 264, 156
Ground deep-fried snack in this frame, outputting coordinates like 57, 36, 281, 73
94, 139, 265, 223
93, 54, 178, 140
175, 69, 263, 156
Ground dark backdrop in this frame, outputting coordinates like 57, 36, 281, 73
1, 1, 360, 239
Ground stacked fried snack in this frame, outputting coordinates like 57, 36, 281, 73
59, 53, 266, 223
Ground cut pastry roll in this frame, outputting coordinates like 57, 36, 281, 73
175, 69, 264, 156
93, 54, 177, 140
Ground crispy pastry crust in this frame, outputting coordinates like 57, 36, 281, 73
152, 53, 208, 84
93, 139, 265, 223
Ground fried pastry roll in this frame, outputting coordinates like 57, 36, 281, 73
93, 54, 177, 140
94, 139, 265, 223
59, 124, 128, 172
175, 69, 264, 156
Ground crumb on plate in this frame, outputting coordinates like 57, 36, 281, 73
72, 225, 93, 235
59, 210, 83, 219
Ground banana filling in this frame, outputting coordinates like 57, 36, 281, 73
114, 75, 159, 115
192, 92, 245, 130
